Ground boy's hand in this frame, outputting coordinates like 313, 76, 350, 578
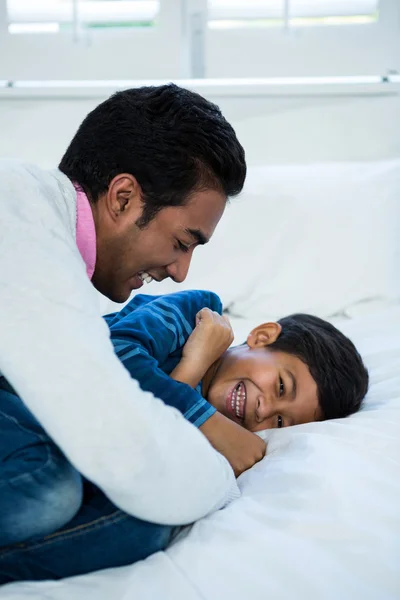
200, 411, 266, 477
180, 308, 234, 379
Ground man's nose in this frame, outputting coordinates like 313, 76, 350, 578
165, 252, 193, 283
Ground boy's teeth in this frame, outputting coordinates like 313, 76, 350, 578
231, 382, 246, 420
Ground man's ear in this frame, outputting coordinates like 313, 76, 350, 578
247, 322, 282, 349
104, 173, 143, 222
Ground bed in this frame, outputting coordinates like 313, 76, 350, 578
2, 303, 399, 600
1, 86, 400, 600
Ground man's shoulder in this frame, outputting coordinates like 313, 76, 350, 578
0, 161, 48, 216
0, 159, 44, 182
0, 160, 76, 225
0, 160, 72, 197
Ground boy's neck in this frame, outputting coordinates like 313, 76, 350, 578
202, 356, 224, 398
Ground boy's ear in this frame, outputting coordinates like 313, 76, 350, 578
247, 322, 282, 349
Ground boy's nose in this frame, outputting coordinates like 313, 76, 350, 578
255, 394, 275, 422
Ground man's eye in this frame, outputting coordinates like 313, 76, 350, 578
279, 377, 285, 396
277, 415, 283, 428
177, 241, 190, 253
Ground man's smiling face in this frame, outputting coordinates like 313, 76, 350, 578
91, 174, 227, 303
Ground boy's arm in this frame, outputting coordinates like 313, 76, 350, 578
169, 306, 234, 388
109, 291, 221, 426
170, 361, 203, 388
110, 292, 266, 477
114, 347, 216, 428
167, 304, 268, 478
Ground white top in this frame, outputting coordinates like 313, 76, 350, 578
0, 160, 239, 525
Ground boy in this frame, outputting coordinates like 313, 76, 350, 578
106, 290, 368, 433
0, 291, 368, 583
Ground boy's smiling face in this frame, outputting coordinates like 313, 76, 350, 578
204, 323, 323, 431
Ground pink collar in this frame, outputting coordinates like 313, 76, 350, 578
74, 184, 96, 280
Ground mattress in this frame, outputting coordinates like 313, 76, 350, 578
1, 305, 400, 600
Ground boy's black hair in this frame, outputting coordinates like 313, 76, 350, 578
269, 314, 369, 420
59, 84, 246, 226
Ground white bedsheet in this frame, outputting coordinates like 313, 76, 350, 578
1, 306, 400, 600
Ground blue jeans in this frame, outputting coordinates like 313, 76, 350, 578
0, 379, 176, 583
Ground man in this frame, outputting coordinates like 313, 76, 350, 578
0, 84, 265, 548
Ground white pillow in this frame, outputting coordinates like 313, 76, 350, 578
103, 159, 400, 320
227, 159, 400, 319
104, 159, 400, 319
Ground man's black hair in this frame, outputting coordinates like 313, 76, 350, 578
59, 84, 246, 226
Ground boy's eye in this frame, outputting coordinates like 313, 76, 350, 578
277, 415, 283, 428
177, 241, 190, 253
279, 377, 285, 396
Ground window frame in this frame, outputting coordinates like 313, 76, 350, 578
0, 0, 399, 80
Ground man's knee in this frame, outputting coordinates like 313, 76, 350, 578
0, 452, 83, 547
0, 385, 84, 546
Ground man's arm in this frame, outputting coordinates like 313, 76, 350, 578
0, 170, 239, 525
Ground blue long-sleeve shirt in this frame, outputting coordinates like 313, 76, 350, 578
104, 290, 222, 428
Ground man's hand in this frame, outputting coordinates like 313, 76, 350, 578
200, 411, 266, 477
